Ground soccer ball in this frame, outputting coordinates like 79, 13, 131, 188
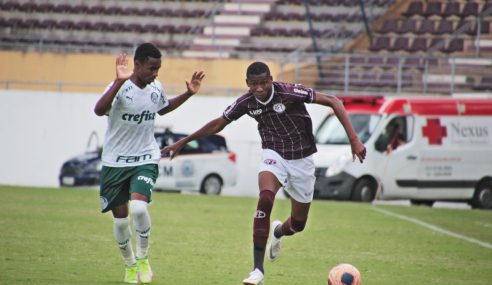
327, 263, 362, 285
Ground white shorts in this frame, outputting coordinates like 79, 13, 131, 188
259, 149, 316, 203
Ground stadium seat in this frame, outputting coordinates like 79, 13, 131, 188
443, 38, 464, 53
467, 21, 490, 35
105, 6, 124, 15
461, 2, 479, 18
379, 19, 398, 34
398, 19, 417, 34
57, 20, 74, 30
71, 4, 89, 14
88, 5, 105, 14
473, 76, 492, 90
389, 37, 409, 52
433, 20, 454, 35
416, 19, 435, 35
370, 36, 391, 51
408, 37, 427, 53
403, 1, 423, 17
53, 4, 71, 13
19, 2, 35, 12
39, 19, 57, 29
422, 2, 442, 18
37, 3, 55, 13
1, 2, 21, 11
442, 2, 461, 18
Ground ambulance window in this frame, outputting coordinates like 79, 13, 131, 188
375, 116, 413, 152
315, 114, 381, 144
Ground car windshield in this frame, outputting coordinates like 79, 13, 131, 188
315, 113, 381, 144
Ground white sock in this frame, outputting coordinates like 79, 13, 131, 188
130, 200, 151, 259
113, 217, 136, 266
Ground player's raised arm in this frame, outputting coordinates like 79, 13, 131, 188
161, 116, 230, 159
314, 92, 366, 163
158, 71, 205, 115
94, 54, 133, 116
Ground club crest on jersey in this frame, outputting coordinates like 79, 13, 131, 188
249, 109, 263, 116
264, 159, 277, 165
150, 92, 159, 104
273, 103, 286, 113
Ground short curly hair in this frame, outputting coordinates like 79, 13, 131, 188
134, 42, 161, 63
246, 61, 270, 78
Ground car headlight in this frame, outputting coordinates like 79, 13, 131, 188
96, 161, 103, 171
325, 153, 352, 177
87, 160, 103, 172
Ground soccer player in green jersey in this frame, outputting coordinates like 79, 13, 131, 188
94, 43, 204, 284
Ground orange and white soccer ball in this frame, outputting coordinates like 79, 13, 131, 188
327, 263, 362, 285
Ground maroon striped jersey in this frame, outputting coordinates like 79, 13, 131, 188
223, 82, 318, 160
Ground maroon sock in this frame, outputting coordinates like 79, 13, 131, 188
252, 190, 275, 272
253, 190, 275, 247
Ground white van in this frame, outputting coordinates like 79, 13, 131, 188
313, 96, 492, 209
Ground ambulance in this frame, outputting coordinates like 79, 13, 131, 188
313, 96, 492, 209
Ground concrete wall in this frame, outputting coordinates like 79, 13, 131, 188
0, 89, 328, 197
0, 50, 280, 96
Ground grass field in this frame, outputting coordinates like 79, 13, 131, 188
0, 185, 491, 285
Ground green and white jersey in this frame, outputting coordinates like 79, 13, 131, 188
101, 79, 169, 167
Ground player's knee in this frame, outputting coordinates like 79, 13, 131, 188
129, 200, 148, 218
291, 217, 307, 233
256, 190, 275, 215
113, 217, 130, 231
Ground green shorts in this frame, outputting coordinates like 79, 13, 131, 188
99, 164, 158, 213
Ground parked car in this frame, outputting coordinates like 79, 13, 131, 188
59, 130, 237, 195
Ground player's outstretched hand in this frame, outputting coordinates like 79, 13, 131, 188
351, 138, 366, 163
186, 71, 205, 95
161, 141, 185, 160
116, 54, 133, 81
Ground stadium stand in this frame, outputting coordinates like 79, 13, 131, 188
277, 0, 492, 95
0, 0, 391, 59
1, 0, 491, 96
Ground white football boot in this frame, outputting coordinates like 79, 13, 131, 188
242, 268, 264, 285
266, 220, 282, 261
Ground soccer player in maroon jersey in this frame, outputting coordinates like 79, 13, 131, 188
161, 61, 366, 285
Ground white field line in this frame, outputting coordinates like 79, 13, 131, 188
372, 206, 492, 250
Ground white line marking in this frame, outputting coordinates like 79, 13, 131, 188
372, 206, 492, 250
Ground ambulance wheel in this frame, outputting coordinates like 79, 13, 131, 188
200, 175, 222, 195
471, 181, 492, 209
351, 178, 376, 202
410, 200, 434, 207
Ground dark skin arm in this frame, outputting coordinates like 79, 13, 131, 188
314, 92, 367, 163
158, 71, 205, 115
161, 117, 230, 159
